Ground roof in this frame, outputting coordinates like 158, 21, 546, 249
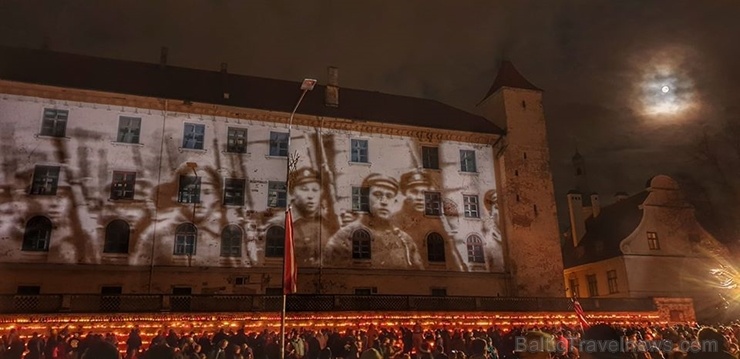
562, 191, 649, 268
0, 46, 503, 135
481, 61, 542, 101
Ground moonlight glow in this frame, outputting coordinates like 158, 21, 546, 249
637, 56, 698, 118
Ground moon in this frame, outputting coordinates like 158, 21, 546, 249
661, 85, 670, 93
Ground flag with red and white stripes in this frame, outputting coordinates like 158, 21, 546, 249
572, 296, 590, 329
283, 208, 297, 295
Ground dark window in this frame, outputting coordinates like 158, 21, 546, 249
172, 287, 192, 295
350, 139, 369, 163
460, 150, 477, 172
22, 216, 52, 252
463, 195, 479, 218
351, 229, 371, 260
40, 108, 68, 137
269, 132, 289, 157
424, 192, 442, 216
265, 226, 285, 258
267, 181, 287, 208
466, 235, 485, 264
30, 165, 60, 195
265, 287, 283, 295
352, 187, 370, 212
607, 270, 618, 294
182, 123, 205, 150
431, 288, 447, 297
174, 223, 197, 255
422, 146, 439, 169
220, 225, 242, 257
647, 231, 660, 250
426, 232, 446, 263
104, 220, 130, 254
178, 176, 201, 203
569, 278, 580, 298
587, 274, 598, 297
17, 286, 41, 295
111, 171, 136, 200
101, 286, 122, 295
354, 288, 374, 295
117, 116, 141, 144
226, 127, 248, 153
223, 178, 245, 206
576, 168, 583, 176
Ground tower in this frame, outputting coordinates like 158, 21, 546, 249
477, 61, 565, 297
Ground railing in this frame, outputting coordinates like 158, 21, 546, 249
0, 295, 657, 314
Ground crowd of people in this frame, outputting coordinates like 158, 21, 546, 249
1, 321, 740, 359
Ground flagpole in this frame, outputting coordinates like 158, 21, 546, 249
281, 79, 316, 359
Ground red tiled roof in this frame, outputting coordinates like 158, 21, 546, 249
0, 46, 503, 135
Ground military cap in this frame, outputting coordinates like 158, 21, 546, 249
290, 167, 320, 189
362, 173, 399, 193
399, 171, 432, 193
514, 331, 556, 353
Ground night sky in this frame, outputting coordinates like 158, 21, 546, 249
1, 1, 739, 240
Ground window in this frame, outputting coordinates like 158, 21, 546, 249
182, 123, 205, 150
587, 274, 598, 297
268, 181, 287, 208
40, 108, 68, 137
111, 171, 136, 200
352, 187, 370, 212
431, 288, 447, 297
265, 287, 283, 295
647, 231, 660, 250
460, 150, 477, 172
234, 276, 250, 286
17, 286, 41, 295
607, 270, 618, 294
29, 165, 60, 195
351, 229, 371, 260
569, 278, 580, 298
226, 127, 248, 153
354, 287, 375, 295
116, 116, 141, 144
269, 132, 289, 157
220, 225, 242, 257
223, 178, 245, 206
426, 232, 446, 263
466, 235, 485, 264
463, 195, 480, 218
178, 176, 201, 203
422, 146, 439, 169
104, 220, 130, 254
22, 216, 52, 252
265, 226, 285, 258
350, 139, 369, 163
174, 223, 197, 255
424, 192, 442, 216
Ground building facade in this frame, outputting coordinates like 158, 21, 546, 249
0, 47, 563, 297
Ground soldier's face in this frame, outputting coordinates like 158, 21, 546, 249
404, 185, 432, 212
370, 186, 396, 220
292, 182, 320, 214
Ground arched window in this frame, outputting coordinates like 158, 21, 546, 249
104, 219, 130, 254
352, 229, 371, 260
221, 225, 242, 257
426, 232, 445, 263
265, 226, 285, 258
22, 216, 52, 252
174, 223, 197, 255
466, 235, 485, 264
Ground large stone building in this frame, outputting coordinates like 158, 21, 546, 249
561, 153, 732, 320
0, 46, 563, 298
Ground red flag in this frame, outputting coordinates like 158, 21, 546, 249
572, 296, 590, 329
283, 207, 297, 295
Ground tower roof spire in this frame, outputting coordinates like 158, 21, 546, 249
481, 61, 542, 101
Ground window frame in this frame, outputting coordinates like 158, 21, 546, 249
351, 229, 372, 260
39, 108, 69, 138
22, 216, 52, 252
110, 171, 136, 200
220, 225, 243, 258
426, 232, 446, 263
269, 131, 289, 157
29, 165, 61, 196
647, 231, 660, 250
351, 186, 370, 212
223, 178, 246, 206
178, 175, 201, 204
226, 127, 248, 154
421, 146, 440, 170
466, 235, 485, 264
104, 219, 130, 254
424, 191, 442, 216
116, 116, 142, 144
267, 181, 287, 208
182, 123, 206, 150
569, 278, 580, 298
350, 139, 369, 163
265, 226, 285, 258
587, 274, 598, 297
460, 149, 477, 173
463, 195, 480, 218
174, 223, 197, 256
607, 270, 618, 294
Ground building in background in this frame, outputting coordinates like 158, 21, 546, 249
561, 152, 732, 320
0, 46, 563, 297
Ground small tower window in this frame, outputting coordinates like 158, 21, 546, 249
576, 168, 583, 176
533, 204, 538, 216
521, 100, 526, 109
523, 152, 527, 160
516, 194, 520, 202
514, 170, 518, 176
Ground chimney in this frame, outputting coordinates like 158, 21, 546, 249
567, 190, 586, 247
615, 192, 629, 202
591, 193, 601, 218
160, 46, 169, 68
325, 66, 339, 108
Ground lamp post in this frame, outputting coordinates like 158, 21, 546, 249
280, 78, 316, 359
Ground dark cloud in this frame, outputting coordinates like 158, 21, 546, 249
1, 0, 739, 236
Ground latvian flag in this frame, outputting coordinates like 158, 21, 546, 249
283, 207, 297, 295
572, 296, 590, 329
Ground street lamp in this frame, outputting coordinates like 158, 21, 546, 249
281, 78, 315, 359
